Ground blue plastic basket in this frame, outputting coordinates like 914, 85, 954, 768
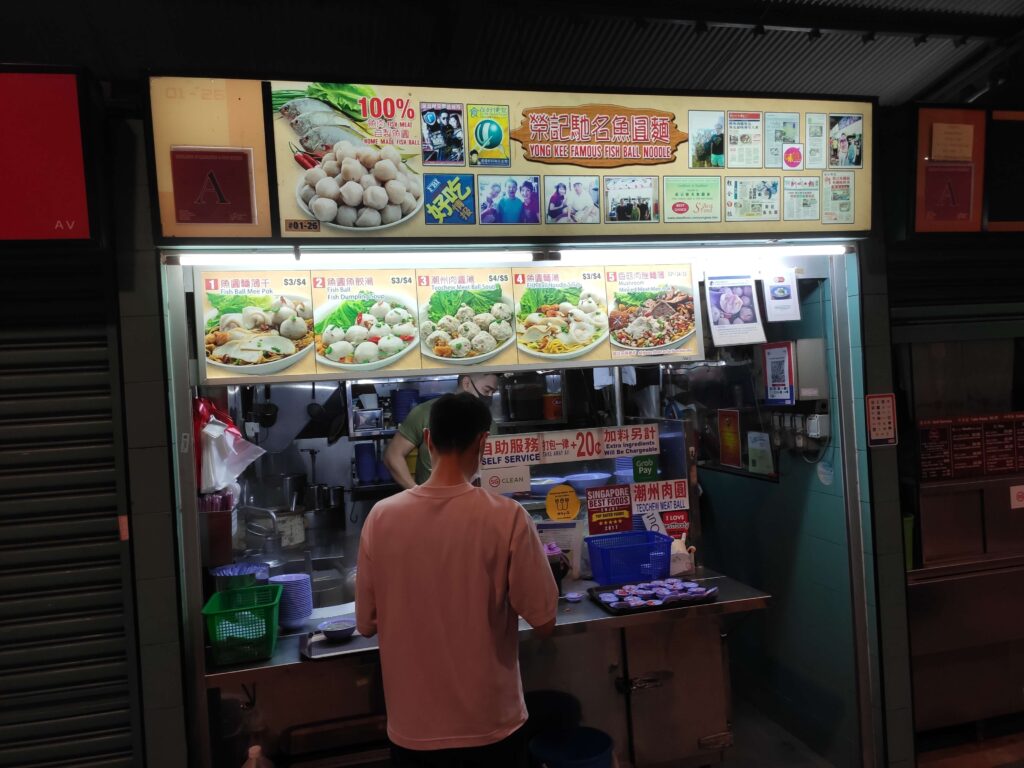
585, 531, 673, 585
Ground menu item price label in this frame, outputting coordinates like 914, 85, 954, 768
586, 484, 633, 535
482, 434, 542, 468
546, 484, 581, 521
540, 428, 604, 464
602, 424, 660, 457
866, 394, 898, 447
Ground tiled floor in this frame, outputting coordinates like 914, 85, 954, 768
720, 700, 835, 768
917, 733, 1024, 768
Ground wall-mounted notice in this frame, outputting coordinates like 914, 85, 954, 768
705, 275, 767, 347
727, 111, 763, 168
415, 267, 517, 371
198, 271, 316, 380
718, 409, 743, 468
783, 177, 820, 221
511, 266, 610, 364
823, 171, 855, 225
605, 265, 704, 360
805, 113, 827, 169
763, 342, 796, 405
762, 268, 801, 322
866, 393, 898, 447
664, 177, 722, 223
170, 147, 255, 224
311, 270, 421, 373
587, 484, 634, 535
725, 177, 780, 221
765, 112, 799, 168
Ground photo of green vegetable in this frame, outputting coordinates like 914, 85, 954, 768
420, 284, 514, 365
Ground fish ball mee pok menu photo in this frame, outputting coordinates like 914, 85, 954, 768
199, 271, 317, 380
415, 268, 518, 371
311, 270, 421, 373
511, 267, 611, 364
605, 265, 704, 361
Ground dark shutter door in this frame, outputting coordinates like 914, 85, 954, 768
0, 251, 141, 767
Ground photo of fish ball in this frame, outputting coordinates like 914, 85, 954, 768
296, 139, 423, 231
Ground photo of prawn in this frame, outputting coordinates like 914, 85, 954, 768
478, 175, 541, 224
688, 111, 725, 169
421, 102, 465, 165
604, 177, 659, 223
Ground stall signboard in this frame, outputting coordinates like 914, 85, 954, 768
511, 266, 611, 365
310, 269, 421, 374
1, 72, 91, 241
415, 267, 518, 372
150, 78, 273, 238
197, 271, 317, 379
587, 484, 634, 535
261, 79, 871, 239
605, 264, 704, 361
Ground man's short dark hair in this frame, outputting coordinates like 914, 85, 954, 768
428, 393, 492, 453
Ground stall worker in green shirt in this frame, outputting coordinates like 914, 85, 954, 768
383, 374, 500, 488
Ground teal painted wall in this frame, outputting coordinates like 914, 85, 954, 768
701, 276, 862, 768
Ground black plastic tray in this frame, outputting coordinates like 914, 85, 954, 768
586, 583, 719, 615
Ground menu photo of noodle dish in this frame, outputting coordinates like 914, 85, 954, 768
199, 271, 317, 379
511, 267, 611, 363
605, 265, 704, 361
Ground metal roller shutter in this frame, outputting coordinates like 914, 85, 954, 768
0, 252, 140, 767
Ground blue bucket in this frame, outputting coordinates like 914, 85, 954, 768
530, 727, 614, 768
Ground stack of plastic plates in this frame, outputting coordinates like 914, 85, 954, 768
392, 389, 419, 425
270, 573, 313, 630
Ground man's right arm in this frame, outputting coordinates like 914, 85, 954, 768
383, 432, 417, 490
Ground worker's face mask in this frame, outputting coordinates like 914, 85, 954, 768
467, 378, 494, 405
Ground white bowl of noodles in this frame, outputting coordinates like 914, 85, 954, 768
515, 291, 610, 360
314, 295, 420, 371
204, 294, 316, 375
419, 297, 515, 366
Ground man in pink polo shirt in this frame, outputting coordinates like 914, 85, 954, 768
356, 392, 558, 767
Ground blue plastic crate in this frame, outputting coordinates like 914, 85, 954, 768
585, 531, 673, 585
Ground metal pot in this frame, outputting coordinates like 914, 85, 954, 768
279, 473, 307, 508
305, 483, 329, 511
327, 485, 345, 510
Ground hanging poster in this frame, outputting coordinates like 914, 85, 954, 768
310, 270, 421, 373
727, 111, 763, 168
748, 432, 775, 476
718, 409, 743, 468
823, 171, 855, 224
688, 110, 726, 168
543, 176, 601, 224
783, 176, 820, 221
762, 268, 801, 322
705, 275, 767, 347
511, 266, 611, 364
604, 176, 659, 223
466, 104, 511, 168
764, 112, 799, 168
605, 264, 704, 360
587, 484, 634, 535
198, 271, 317, 380
415, 267, 517, 370
664, 177, 722, 223
829, 114, 864, 168
806, 113, 827, 169
725, 177, 780, 221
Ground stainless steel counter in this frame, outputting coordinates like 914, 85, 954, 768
205, 568, 769, 687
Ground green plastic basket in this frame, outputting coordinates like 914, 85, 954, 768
202, 584, 282, 666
